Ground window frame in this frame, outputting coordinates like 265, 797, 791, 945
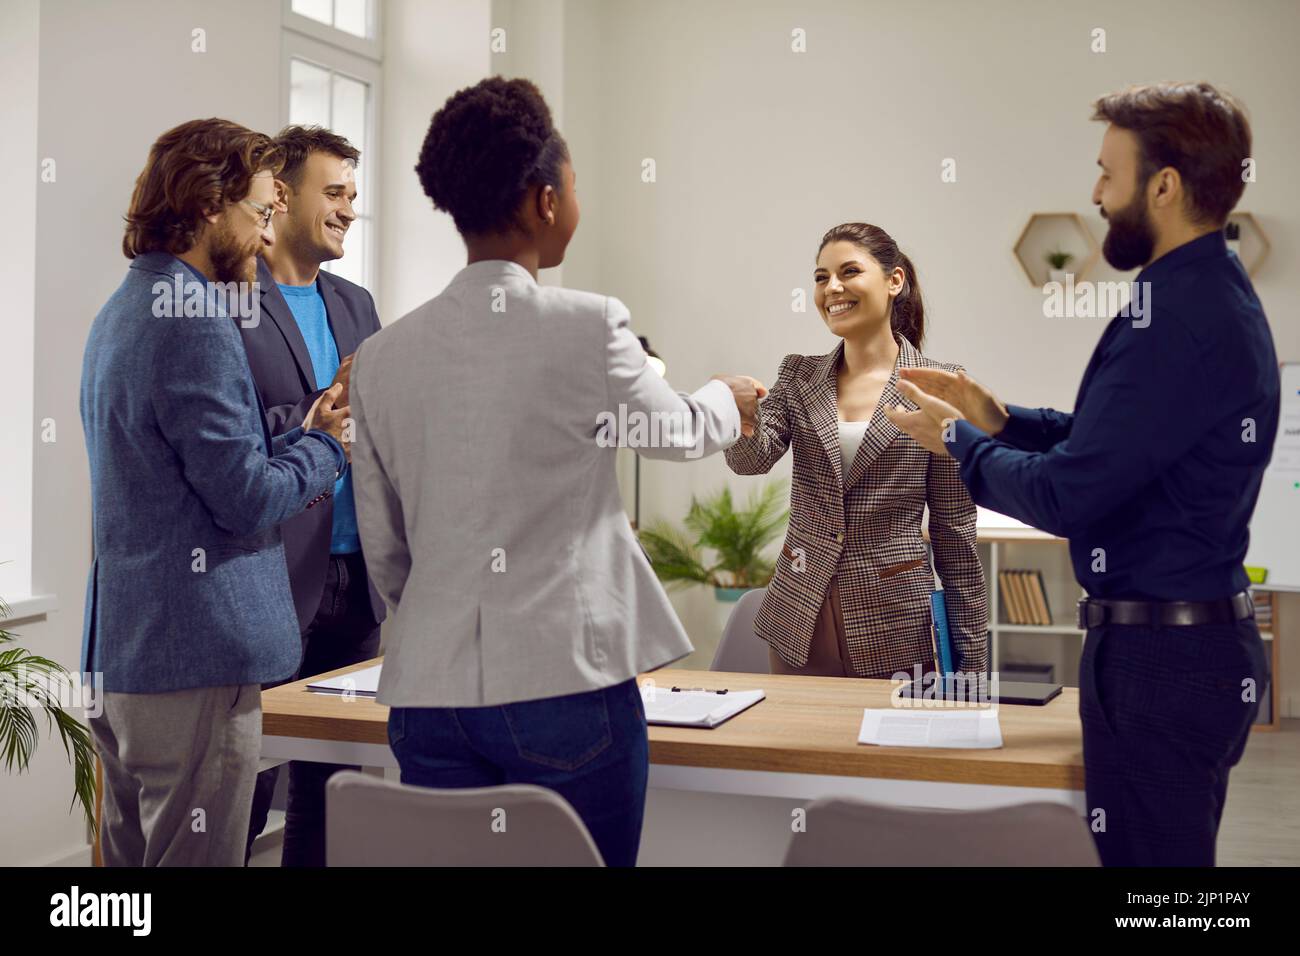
280, 14, 383, 304
282, 0, 382, 61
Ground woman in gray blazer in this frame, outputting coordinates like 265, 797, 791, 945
347, 77, 762, 867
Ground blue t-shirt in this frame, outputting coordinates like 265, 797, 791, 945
278, 281, 360, 555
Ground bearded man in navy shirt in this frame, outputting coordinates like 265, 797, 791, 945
887, 82, 1277, 867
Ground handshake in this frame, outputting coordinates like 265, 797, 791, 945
303, 353, 354, 459
710, 375, 767, 437
303, 361, 773, 459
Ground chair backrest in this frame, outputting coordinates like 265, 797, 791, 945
783, 797, 1100, 866
326, 771, 605, 866
711, 587, 770, 673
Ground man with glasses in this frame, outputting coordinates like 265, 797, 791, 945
236, 126, 386, 867
81, 118, 351, 866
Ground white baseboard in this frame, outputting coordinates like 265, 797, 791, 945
38, 843, 93, 867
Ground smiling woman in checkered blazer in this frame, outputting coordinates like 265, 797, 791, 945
726, 222, 989, 679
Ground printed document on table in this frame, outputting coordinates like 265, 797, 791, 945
857, 707, 1002, 749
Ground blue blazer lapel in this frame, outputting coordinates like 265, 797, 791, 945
256, 258, 316, 392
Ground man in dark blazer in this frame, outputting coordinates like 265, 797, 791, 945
239, 126, 385, 867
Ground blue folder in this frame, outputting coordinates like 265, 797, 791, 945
931, 589, 955, 678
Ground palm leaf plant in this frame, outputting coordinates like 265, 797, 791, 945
638, 480, 789, 591
0, 596, 97, 833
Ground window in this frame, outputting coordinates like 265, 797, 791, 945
281, 1, 382, 296
291, 0, 373, 40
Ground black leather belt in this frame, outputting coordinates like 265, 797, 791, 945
1076, 592, 1254, 629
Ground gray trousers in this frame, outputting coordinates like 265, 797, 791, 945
90, 683, 261, 866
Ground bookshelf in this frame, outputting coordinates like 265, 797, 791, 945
1250, 589, 1282, 731
973, 509, 1084, 687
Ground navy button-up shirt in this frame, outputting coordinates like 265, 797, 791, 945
950, 230, 1279, 601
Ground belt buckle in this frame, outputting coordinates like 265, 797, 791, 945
1075, 597, 1090, 630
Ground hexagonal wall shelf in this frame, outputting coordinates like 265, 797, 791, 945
1013, 212, 1101, 286
1226, 211, 1270, 276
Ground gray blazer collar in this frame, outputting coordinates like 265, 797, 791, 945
447, 259, 537, 289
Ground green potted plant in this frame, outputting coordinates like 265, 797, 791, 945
638, 480, 789, 604
0, 596, 97, 836
1045, 248, 1074, 283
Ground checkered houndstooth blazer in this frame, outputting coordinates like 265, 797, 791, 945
726, 335, 989, 677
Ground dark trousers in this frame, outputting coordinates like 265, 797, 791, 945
245, 551, 381, 866
1079, 617, 1269, 866
388, 678, 649, 867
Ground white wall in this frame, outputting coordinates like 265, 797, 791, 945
379, 0, 493, 321
3, 0, 284, 867
0, 0, 40, 603
549, 0, 1300, 689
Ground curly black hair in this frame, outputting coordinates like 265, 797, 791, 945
416, 76, 570, 238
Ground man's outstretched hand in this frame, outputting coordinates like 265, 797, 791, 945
884, 379, 964, 458
896, 367, 1009, 437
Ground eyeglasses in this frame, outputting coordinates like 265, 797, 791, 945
242, 198, 275, 229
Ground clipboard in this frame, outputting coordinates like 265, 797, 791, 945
640, 685, 765, 728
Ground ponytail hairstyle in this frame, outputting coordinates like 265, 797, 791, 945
817, 222, 924, 349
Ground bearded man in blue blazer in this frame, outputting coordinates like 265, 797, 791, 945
81, 119, 349, 867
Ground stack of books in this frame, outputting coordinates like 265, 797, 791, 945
998, 569, 1054, 626
1253, 589, 1274, 634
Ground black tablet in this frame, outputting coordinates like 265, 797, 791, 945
898, 679, 1063, 706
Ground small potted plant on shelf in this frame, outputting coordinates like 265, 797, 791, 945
638, 480, 788, 629
0, 596, 97, 838
1045, 248, 1074, 283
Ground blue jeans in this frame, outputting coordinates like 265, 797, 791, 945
388, 678, 649, 867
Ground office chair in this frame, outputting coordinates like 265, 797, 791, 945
783, 797, 1100, 866
326, 771, 605, 866
711, 586, 770, 673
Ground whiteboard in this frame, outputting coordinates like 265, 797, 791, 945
1245, 362, 1300, 592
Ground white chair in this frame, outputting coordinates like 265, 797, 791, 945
326, 770, 605, 866
783, 797, 1100, 866
710, 587, 770, 673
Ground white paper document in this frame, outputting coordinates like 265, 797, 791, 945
857, 707, 1003, 749
307, 664, 383, 697
641, 688, 765, 728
